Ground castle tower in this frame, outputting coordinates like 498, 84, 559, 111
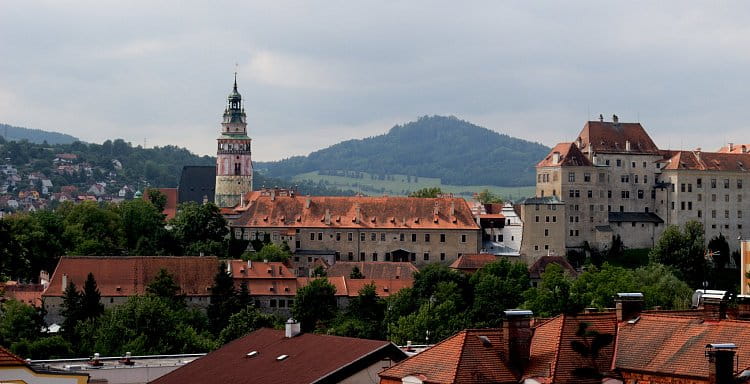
214, 74, 253, 207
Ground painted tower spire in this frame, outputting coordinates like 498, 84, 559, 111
215, 74, 253, 208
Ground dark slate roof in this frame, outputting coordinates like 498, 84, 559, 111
520, 196, 563, 205
608, 212, 664, 223
595, 225, 613, 232
178, 166, 216, 204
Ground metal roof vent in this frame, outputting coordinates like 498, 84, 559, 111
276, 354, 289, 361
246, 351, 258, 358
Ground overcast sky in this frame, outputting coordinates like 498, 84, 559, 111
1, 1, 749, 160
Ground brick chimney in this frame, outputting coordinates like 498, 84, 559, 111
706, 343, 736, 384
503, 309, 533, 370
615, 292, 644, 322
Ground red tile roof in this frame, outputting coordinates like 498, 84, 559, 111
717, 143, 750, 154
661, 150, 750, 172
614, 313, 750, 380
449, 253, 499, 271
325, 262, 418, 280
379, 328, 519, 384
0, 346, 26, 366
234, 194, 479, 230
537, 142, 593, 168
144, 188, 178, 220
344, 278, 413, 297
526, 313, 618, 384
151, 328, 406, 384
576, 121, 660, 155
229, 260, 296, 280
43, 256, 219, 297
528, 256, 578, 280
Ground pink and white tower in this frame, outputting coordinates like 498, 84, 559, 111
214, 74, 253, 207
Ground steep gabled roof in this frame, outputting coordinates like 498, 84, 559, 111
178, 166, 216, 204
150, 328, 406, 384
325, 262, 418, 280
379, 329, 519, 384
576, 121, 660, 155
234, 194, 479, 230
614, 313, 750, 380
661, 150, 750, 172
526, 313, 618, 384
537, 142, 593, 168
43, 256, 219, 297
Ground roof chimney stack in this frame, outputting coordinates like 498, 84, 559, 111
615, 292, 644, 322
706, 343, 736, 384
599, 114, 604, 122
62, 273, 68, 291
612, 114, 619, 123
503, 310, 533, 369
285, 318, 301, 338
305, 197, 311, 209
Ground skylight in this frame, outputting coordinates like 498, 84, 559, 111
276, 354, 288, 361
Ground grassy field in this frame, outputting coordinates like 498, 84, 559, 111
291, 171, 535, 201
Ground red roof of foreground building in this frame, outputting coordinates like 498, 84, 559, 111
576, 120, 660, 155
661, 150, 750, 172
379, 328, 519, 384
43, 256, 219, 297
234, 193, 479, 230
229, 260, 295, 280
526, 312, 618, 384
537, 142, 593, 168
325, 262, 418, 280
614, 313, 750, 380
0, 346, 25, 366
151, 328, 406, 384
449, 253, 499, 272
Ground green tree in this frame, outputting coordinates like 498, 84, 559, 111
60, 282, 83, 340
523, 264, 574, 317
331, 283, 386, 339
469, 259, 530, 326
388, 281, 466, 345
218, 306, 277, 344
77, 295, 216, 356
145, 188, 168, 212
119, 199, 168, 255
146, 268, 184, 308
633, 264, 692, 309
292, 278, 337, 332
650, 221, 706, 288
248, 243, 291, 262
81, 273, 104, 319
60, 201, 123, 255
170, 202, 228, 256
349, 266, 364, 279
0, 300, 43, 347
0, 219, 28, 281
570, 264, 638, 310
207, 262, 239, 334
412, 263, 469, 305
4, 211, 66, 281
11, 335, 74, 360
476, 189, 503, 204
312, 265, 327, 277
408, 187, 443, 198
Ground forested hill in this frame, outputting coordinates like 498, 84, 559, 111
256, 115, 550, 187
0, 123, 79, 145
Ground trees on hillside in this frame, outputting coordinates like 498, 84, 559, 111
409, 187, 443, 198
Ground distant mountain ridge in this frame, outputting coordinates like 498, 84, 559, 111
257, 115, 550, 187
0, 123, 79, 145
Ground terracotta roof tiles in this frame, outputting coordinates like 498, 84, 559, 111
0, 346, 25, 366
614, 313, 750, 380
537, 142, 593, 168
449, 254, 499, 271
528, 256, 578, 280
379, 329, 519, 384
576, 121, 660, 155
43, 256, 219, 297
325, 262, 418, 280
234, 194, 479, 230
661, 150, 750, 172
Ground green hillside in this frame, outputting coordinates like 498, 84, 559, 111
0, 123, 79, 145
291, 171, 535, 200
257, 115, 549, 187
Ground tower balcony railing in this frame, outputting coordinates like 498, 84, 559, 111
217, 149, 252, 155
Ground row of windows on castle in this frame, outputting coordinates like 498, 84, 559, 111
332, 251, 453, 262
307, 231, 469, 243
673, 178, 744, 191
538, 166, 656, 184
